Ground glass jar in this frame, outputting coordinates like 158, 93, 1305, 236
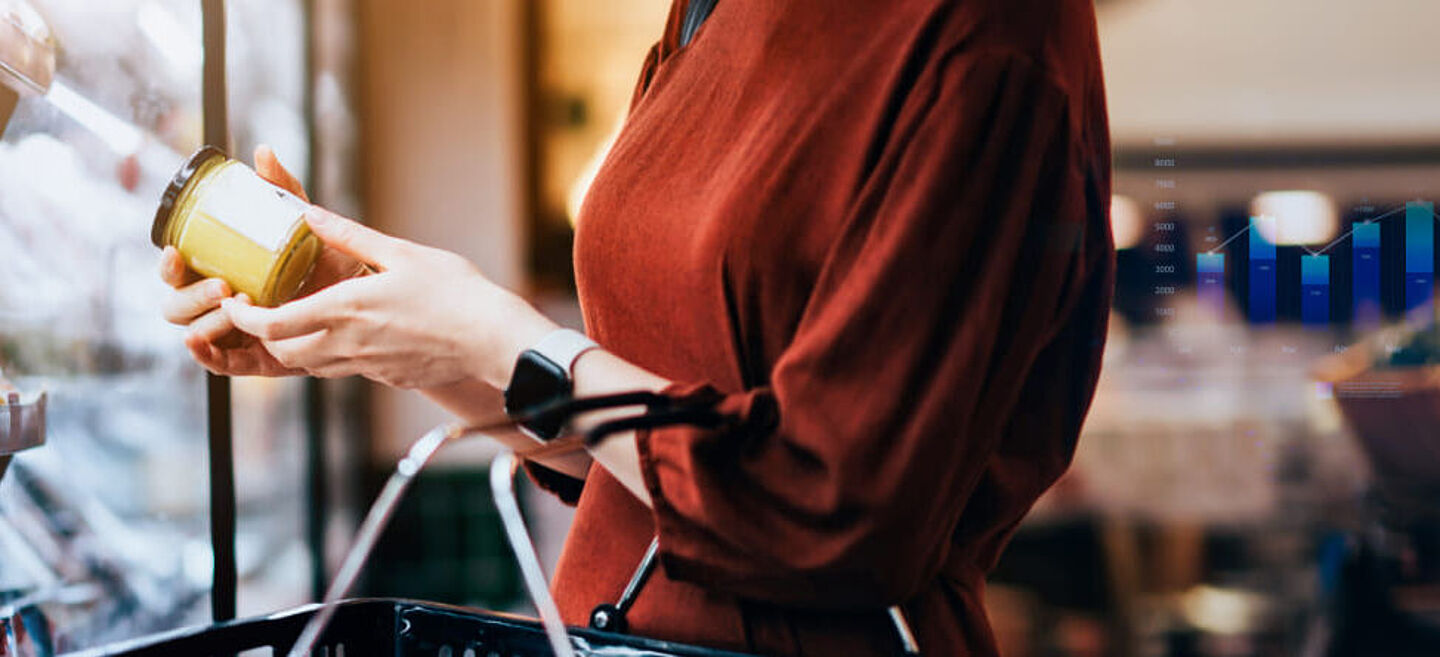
151, 147, 321, 307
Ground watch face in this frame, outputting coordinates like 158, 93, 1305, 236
505, 350, 572, 440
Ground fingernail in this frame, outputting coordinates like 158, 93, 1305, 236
209, 279, 228, 298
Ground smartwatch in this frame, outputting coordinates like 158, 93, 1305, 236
503, 328, 600, 440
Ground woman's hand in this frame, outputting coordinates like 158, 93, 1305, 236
159, 145, 363, 376
222, 207, 559, 390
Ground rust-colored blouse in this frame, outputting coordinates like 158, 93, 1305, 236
542, 1, 1113, 654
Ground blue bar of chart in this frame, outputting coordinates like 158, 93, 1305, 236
1249, 216, 1276, 323
1353, 222, 1381, 327
1406, 201, 1434, 312
1301, 255, 1330, 325
1194, 201, 1437, 326
1197, 253, 1225, 318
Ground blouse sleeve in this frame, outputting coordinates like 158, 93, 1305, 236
637, 51, 1108, 608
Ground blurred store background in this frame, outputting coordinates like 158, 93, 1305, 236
1, 0, 1438, 655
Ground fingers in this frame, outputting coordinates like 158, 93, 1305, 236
223, 293, 335, 341
303, 207, 408, 270
184, 334, 226, 374
158, 246, 201, 288
253, 144, 308, 202
163, 277, 230, 325
186, 303, 249, 347
261, 331, 368, 379
184, 328, 237, 375
177, 290, 310, 377
262, 331, 333, 370
297, 244, 366, 296
186, 334, 302, 377
184, 317, 306, 377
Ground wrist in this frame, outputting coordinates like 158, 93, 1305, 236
476, 294, 560, 389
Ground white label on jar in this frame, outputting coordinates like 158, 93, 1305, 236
196, 163, 311, 252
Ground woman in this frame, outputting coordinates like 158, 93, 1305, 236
162, 0, 1113, 654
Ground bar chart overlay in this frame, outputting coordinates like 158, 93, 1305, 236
1194, 200, 1439, 326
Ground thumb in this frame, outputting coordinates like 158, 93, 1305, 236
304, 206, 407, 270
254, 145, 308, 202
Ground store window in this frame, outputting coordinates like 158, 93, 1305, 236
0, 0, 211, 648
0, 0, 341, 647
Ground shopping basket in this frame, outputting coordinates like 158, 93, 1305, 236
66, 597, 750, 657
70, 392, 918, 656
